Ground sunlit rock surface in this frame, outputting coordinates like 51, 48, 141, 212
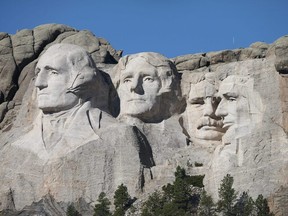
1, 24, 288, 215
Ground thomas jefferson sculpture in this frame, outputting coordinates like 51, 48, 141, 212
113, 52, 181, 123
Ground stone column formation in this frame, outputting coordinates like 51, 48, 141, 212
0, 24, 288, 215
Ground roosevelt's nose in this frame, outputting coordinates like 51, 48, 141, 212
35, 71, 48, 90
203, 100, 214, 117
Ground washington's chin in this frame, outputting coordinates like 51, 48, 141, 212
38, 103, 78, 114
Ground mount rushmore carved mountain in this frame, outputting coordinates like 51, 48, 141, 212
0, 24, 288, 215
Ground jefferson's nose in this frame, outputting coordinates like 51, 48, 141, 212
35, 71, 48, 90
130, 78, 143, 94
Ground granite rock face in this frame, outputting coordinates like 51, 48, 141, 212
1, 24, 288, 215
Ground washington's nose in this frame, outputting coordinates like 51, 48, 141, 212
35, 72, 48, 90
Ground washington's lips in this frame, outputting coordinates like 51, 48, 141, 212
127, 98, 146, 102
37, 92, 48, 96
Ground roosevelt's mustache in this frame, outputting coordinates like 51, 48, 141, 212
197, 117, 223, 129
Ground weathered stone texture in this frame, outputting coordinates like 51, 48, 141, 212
274, 35, 288, 74
0, 24, 122, 126
1, 24, 288, 215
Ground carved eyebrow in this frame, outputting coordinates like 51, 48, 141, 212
44, 66, 57, 71
223, 92, 238, 98
189, 97, 205, 104
121, 71, 133, 79
35, 67, 40, 74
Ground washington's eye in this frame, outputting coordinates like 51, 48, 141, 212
123, 78, 131, 83
50, 70, 58, 75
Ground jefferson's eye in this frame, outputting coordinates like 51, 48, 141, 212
144, 77, 153, 82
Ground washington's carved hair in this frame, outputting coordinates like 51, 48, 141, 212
38, 43, 109, 104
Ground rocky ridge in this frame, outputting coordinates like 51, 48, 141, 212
1, 24, 288, 215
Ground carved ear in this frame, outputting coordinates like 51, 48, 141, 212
111, 55, 130, 89
158, 72, 173, 95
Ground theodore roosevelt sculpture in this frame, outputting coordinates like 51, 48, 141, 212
12, 43, 110, 159
186, 73, 225, 144
112, 52, 181, 123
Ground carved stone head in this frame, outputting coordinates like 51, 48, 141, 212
113, 52, 180, 123
186, 73, 225, 142
35, 43, 102, 114
215, 75, 263, 143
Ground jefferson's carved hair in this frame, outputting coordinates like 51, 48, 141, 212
113, 52, 180, 97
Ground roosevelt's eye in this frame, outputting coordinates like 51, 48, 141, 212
190, 98, 205, 106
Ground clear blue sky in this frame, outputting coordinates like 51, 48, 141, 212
1, 0, 288, 58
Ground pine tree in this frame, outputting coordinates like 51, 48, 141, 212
162, 202, 187, 216
141, 190, 165, 216
217, 174, 237, 216
174, 166, 186, 179
172, 177, 191, 210
162, 183, 174, 202
198, 190, 216, 216
255, 194, 274, 216
66, 204, 80, 216
233, 191, 254, 216
94, 192, 112, 216
113, 184, 132, 216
